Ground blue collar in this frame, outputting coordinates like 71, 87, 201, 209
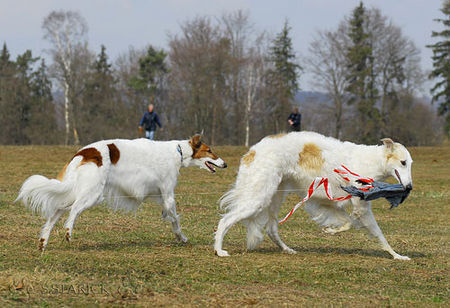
176, 144, 183, 162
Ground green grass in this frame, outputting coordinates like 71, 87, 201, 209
0, 145, 449, 306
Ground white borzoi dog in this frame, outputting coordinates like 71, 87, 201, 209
16, 134, 226, 251
214, 131, 413, 260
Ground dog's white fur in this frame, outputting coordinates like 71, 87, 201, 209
214, 131, 413, 260
16, 135, 226, 251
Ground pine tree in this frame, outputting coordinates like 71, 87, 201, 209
15, 50, 40, 144
0, 43, 11, 69
345, 1, 380, 143
94, 45, 113, 76
427, 0, 450, 137
28, 59, 58, 144
129, 45, 168, 104
0, 45, 57, 144
268, 20, 301, 132
0, 43, 16, 143
79, 45, 120, 143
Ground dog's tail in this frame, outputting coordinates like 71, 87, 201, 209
15, 175, 76, 219
219, 184, 239, 211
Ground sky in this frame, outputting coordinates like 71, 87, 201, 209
0, 0, 445, 94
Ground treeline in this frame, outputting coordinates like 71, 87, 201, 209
0, 2, 447, 146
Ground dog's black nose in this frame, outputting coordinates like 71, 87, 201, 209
405, 184, 413, 191
223, 163, 227, 168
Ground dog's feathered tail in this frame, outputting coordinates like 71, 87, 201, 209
15, 175, 76, 219
220, 185, 267, 250
219, 184, 239, 212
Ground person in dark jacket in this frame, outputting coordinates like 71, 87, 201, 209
139, 104, 162, 140
287, 107, 301, 131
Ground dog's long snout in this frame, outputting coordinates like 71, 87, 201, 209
222, 162, 227, 168
405, 183, 413, 191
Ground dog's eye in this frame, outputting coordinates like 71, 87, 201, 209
207, 149, 212, 153
401, 160, 406, 166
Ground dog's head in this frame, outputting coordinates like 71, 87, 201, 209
188, 134, 227, 173
381, 138, 413, 191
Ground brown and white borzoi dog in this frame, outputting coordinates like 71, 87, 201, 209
214, 131, 413, 260
16, 135, 226, 251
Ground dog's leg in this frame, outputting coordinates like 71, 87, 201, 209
214, 208, 260, 257
63, 192, 103, 243
63, 164, 106, 243
161, 192, 187, 243
39, 209, 66, 252
267, 220, 297, 254
267, 191, 296, 254
351, 199, 410, 260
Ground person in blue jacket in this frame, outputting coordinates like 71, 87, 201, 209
139, 104, 162, 140
287, 107, 301, 131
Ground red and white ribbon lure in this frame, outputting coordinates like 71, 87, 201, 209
278, 165, 374, 225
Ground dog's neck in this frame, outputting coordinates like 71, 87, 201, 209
176, 141, 194, 168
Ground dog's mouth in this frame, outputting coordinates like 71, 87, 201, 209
205, 161, 217, 173
394, 169, 403, 185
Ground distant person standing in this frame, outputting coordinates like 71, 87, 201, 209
139, 104, 162, 140
287, 107, 302, 131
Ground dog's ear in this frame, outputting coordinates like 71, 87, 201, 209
381, 138, 394, 151
189, 134, 202, 149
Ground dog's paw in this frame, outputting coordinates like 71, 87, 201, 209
393, 254, 411, 261
215, 249, 230, 257
322, 227, 337, 235
65, 228, 71, 242
283, 247, 297, 255
39, 238, 46, 252
323, 223, 351, 235
178, 234, 188, 243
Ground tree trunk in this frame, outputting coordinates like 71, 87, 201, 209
245, 65, 254, 147
334, 98, 342, 139
211, 95, 217, 146
64, 82, 70, 145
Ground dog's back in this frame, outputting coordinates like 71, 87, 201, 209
221, 132, 351, 211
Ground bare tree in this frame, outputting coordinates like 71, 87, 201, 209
220, 11, 269, 145
307, 27, 350, 138
243, 37, 267, 146
366, 9, 422, 117
168, 16, 231, 145
220, 10, 253, 144
364, 8, 424, 138
42, 10, 88, 145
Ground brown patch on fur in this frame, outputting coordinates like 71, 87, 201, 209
188, 134, 219, 160
39, 238, 45, 251
268, 133, 287, 139
381, 138, 395, 150
107, 143, 120, 165
189, 135, 202, 148
56, 147, 103, 179
242, 150, 256, 166
73, 147, 103, 167
65, 228, 70, 242
191, 143, 219, 160
386, 152, 401, 162
298, 143, 324, 172
56, 162, 69, 181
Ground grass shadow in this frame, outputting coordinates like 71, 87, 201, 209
256, 245, 427, 259
76, 238, 191, 251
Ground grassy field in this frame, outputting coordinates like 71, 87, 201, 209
0, 144, 448, 306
